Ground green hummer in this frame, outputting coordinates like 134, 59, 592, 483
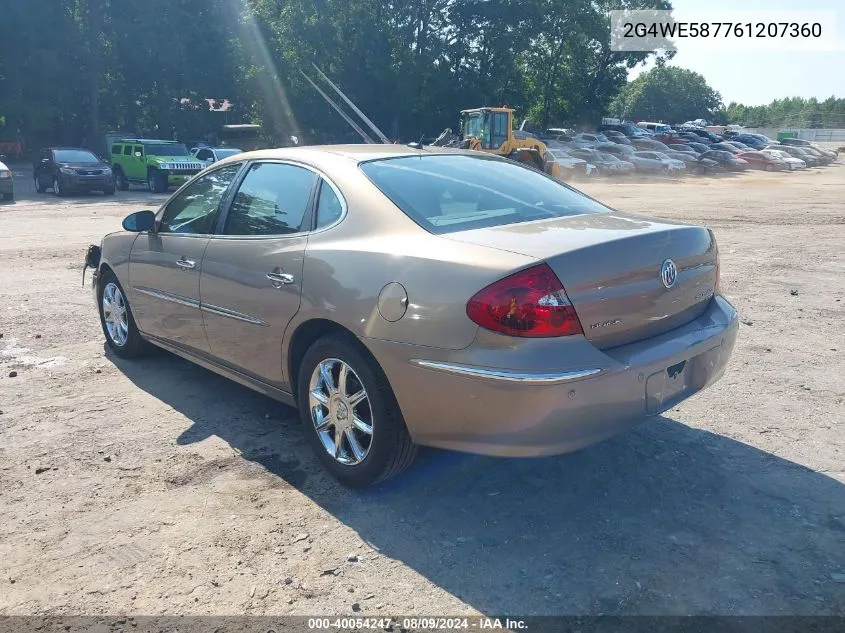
110, 139, 205, 193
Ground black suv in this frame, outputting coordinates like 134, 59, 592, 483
34, 147, 114, 196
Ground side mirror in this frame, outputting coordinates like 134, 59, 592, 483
134, 151, 143, 158
122, 210, 156, 232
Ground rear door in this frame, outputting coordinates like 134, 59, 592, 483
199, 161, 317, 386
128, 163, 243, 353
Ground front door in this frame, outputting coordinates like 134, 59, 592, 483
200, 161, 316, 386
126, 144, 146, 180
128, 163, 243, 353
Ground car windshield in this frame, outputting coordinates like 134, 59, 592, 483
144, 144, 189, 156
54, 149, 99, 163
215, 148, 242, 158
360, 155, 608, 235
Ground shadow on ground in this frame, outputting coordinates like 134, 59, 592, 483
112, 348, 845, 616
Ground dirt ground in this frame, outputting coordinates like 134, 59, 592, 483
1, 162, 844, 618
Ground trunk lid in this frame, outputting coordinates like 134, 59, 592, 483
446, 212, 718, 349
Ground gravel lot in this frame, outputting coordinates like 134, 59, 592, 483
1, 163, 844, 617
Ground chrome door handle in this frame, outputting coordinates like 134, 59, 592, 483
176, 258, 196, 270
266, 272, 295, 287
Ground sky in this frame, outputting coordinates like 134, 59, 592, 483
628, 0, 845, 105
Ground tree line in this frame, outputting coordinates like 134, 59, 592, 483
3, 0, 841, 157
1, 0, 673, 154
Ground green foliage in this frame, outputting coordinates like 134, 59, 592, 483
1, 0, 673, 151
609, 66, 722, 123
716, 97, 845, 129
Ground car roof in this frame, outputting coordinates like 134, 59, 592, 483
115, 139, 182, 144
45, 146, 95, 151
217, 144, 476, 165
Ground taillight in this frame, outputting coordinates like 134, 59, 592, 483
466, 263, 583, 337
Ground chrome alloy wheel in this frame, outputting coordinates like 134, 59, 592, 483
102, 282, 129, 347
308, 358, 373, 465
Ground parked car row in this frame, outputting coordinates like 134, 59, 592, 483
28, 140, 243, 198
534, 123, 838, 179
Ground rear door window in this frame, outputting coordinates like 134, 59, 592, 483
360, 154, 608, 235
122, 145, 132, 156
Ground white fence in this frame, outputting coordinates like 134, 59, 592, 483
745, 127, 845, 143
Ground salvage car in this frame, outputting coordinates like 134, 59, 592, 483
545, 148, 596, 178
632, 138, 672, 152
600, 130, 633, 145
761, 148, 806, 170
566, 148, 624, 175
88, 146, 737, 486
191, 146, 244, 166
0, 156, 13, 201
770, 145, 821, 167
779, 137, 838, 158
700, 150, 749, 171
629, 151, 686, 173
34, 147, 115, 196
736, 151, 787, 171
111, 139, 205, 193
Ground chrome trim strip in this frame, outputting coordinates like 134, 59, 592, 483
410, 360, 602, 384
200, 302, 267, 326
134, 286, 199, 309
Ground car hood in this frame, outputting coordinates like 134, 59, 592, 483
151, 156, 203, 163
58, 161, 108, 169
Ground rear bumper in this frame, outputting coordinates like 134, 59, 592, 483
364, 295, 738, 457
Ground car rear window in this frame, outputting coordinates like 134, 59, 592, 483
360, 154, 608, 234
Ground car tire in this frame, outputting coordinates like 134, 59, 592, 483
104, 186, 115, 195
97, 270, 148, 359
148, 169, 168, 194
765, 164, 774, 172
34, 176, 46, 193
114, 168, 129, 191
53, 176, 65, 197
2, 193, 13, 201
297, 333, 417, 487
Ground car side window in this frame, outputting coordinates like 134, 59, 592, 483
224, 162, 315, 236
134, 145, 144, 157
197, 149, 211, 161
122, 145, 132, 156
158, 164, 242, 235
315, 180, 344, 229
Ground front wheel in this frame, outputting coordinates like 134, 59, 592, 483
114, 168, 129, 191
53, 176, 65, 197
297, 334, 417, 487
97, 271, 148, 358
148, 169, 168, 193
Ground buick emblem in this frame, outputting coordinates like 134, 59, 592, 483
660, 259, 678, 289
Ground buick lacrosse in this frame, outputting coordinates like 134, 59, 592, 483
88, 145, 738, 486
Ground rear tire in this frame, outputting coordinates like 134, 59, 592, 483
97, 270, 148, 359
765, 164, 774, 172
104, 186, 115, 195
296, 333, 417, 487
2, 193, 13, 201
34, 176, 46, 193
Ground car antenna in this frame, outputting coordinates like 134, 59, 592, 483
408, 134, 426, 150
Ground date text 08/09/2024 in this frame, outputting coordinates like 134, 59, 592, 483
307, 617, 528, 630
